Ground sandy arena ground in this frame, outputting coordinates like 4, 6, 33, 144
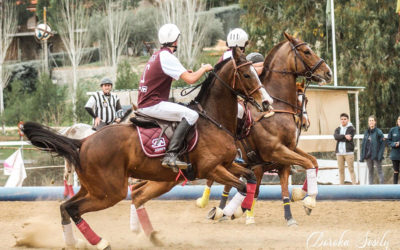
0, 199, 399, 250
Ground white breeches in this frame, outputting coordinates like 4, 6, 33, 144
138, 101, 199, 125
237, 103, 245, 119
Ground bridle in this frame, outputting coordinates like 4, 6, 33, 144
210, 58, 265, 112
265, 41, 325, 81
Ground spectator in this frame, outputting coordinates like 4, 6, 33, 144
334, 113, 356, 184
387, 116, 400, 184
360, 115, 385, 184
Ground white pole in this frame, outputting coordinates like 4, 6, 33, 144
330, 0, 338, 87
355, 91, 361, 184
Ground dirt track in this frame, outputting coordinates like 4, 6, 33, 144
0, 200, 399, 249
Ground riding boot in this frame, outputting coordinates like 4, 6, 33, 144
162, 118, 192, 172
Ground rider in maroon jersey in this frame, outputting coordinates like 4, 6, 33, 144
137, 23, 213, 172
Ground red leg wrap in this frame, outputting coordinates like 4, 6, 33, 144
68, 185, 75, 197
241, 183, 256, 210
76, 219, 101, 245
302, 167, 319, 191
63, 180, 68, 197
137, 207, 154, 237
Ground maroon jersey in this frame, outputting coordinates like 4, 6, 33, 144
138, 48, 186, 108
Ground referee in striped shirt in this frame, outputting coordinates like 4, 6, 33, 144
85, 77, 123, 129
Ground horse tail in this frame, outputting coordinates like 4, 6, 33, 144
21, 122, 82, 170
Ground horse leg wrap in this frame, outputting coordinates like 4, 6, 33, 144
196, 186, 210, 208
222, 192, 245, 217
283, 197, 292, 221
130, 204, 140, 233
246, 199, 256, 218
219, 191, 229, 209
76, 219, 101, 245
302, 167, 319, 192
62, 222, 76, 246
67, 185, 75, 198
63, 180, 68, 197
137, 206, 154, 237
241, 183, 256, 210
306, 168, 318, 196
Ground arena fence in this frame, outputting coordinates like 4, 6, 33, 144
1, 185, 400, 201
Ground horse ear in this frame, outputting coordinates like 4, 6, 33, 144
284, 32, 293, 42
232, 46, 241, 62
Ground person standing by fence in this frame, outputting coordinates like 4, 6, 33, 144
387, 116, 400, 184
334, 113, 357, 184
360, 115, 385, 184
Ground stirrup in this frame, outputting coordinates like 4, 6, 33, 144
161, 155, 189, 172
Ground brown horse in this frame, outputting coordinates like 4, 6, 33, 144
21, 47, 271, 249
194, 32, 332, 226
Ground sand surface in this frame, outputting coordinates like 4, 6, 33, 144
0, 200, 399, 249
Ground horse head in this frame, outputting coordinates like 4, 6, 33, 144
229, 47, 272, 111
283, 32, 332, 85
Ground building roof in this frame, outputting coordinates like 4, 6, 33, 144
308, 84, 365, 92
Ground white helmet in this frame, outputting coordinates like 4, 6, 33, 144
227, 28, 249, 47
158, 23, 180, 45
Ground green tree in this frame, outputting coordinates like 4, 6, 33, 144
115, 60, 139, 90
240, 0, 400, 131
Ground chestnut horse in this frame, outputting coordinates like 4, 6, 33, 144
21, 47, 271, 249
194, 33, 332, 226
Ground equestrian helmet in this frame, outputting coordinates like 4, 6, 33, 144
227, 28, 249, 48
246, 52, 264, 63
158, 23, 181, 45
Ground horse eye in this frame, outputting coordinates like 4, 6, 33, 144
304, 50, 311, 55
243, 74, 251, 78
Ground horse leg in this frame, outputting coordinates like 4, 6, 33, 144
60, 187, 88, 248
129, 180, 148, 233
245, 165, 263, 225
219, 184, 232, 209
207, 164, 249, 220
279, 165, 297, 227
268, 145, 318, 210
130, 181, 177, 246
196, 179, 214, 208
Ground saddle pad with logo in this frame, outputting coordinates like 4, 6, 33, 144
137, 126, 198, 158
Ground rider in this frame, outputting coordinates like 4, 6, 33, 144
85, 77, 124, 130
137, 23, 213, 172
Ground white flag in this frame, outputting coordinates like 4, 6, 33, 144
4, 149, 27, 187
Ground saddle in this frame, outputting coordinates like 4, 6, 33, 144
130, 112, 198, 158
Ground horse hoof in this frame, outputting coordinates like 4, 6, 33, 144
231, 207, 244, 220
207, 207, 223, 220
196, 197, 208, 208
96, 238, 110, 250
149, 231, 164, 247
287, 218, 298, 227
245, 216, 255, 225
304, 206, 313, 216
291, 188, 306, 202
303, 196, 316, 209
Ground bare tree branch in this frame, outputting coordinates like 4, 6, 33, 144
53, 0, 90, 122
158, 0, 208, 68
0, 1, 17, 117
104, 0, 131, 83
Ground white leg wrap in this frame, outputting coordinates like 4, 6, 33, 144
222, 192, 245, 217
306, 168, 318, 196
62, 223, 76, 246
130, 204, 140, 233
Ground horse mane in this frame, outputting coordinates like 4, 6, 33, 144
260, 40, 287, 80
194, 58, 230, 103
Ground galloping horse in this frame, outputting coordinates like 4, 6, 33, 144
21, 47, 271, 249
195, 33, 332, 226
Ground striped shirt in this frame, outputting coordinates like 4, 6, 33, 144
85, 91, 122, 124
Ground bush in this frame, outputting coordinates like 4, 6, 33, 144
2, 80, 32, 125
115, 60, 139, 90
76, 79, 99, 124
